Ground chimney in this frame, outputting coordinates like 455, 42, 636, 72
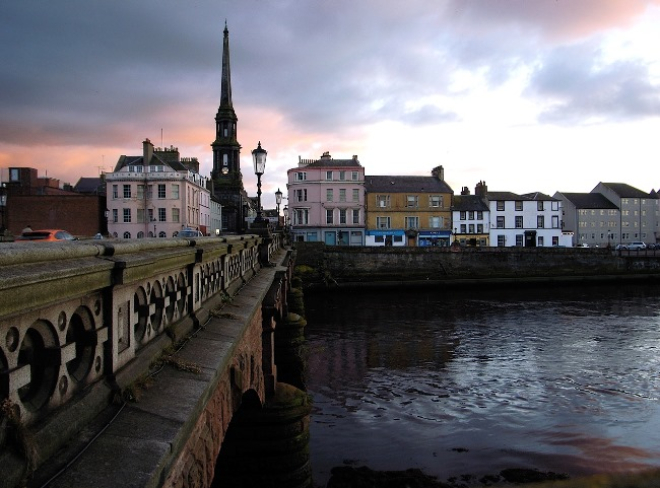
475, 180, 488, 197
431, 165, 444, 181
143, 138, 154, 166
320, 151, 332, 160
461, 186, 470, 195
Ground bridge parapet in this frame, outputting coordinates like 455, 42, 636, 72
0, 235, 272, 484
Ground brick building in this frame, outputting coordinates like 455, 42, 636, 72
2, 167, 107, 237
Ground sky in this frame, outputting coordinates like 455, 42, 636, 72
1, 1, 659, 209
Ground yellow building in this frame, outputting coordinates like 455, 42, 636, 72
364, 166, 454, 246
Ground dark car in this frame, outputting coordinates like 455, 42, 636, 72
177, 228, 204, 238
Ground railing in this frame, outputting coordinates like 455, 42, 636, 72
0, 235, 264, 433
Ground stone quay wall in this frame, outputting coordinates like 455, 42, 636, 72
0, 233, 286, 488
294, 243, 660, 287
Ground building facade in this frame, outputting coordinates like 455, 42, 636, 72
591, 182, 659, 246
364, 166, 453, 247
287, 152, 366, 245
553, 192, 620, 247
106, 139, 210, 239
451, 186, 490, 247
474, 181, 563, 247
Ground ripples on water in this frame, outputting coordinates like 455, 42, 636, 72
303, 283, 660, 485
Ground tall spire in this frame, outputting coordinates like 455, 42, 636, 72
220, 20, 233, 109
211, 21, 244, 233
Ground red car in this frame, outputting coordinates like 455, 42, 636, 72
16, 229, 78, 242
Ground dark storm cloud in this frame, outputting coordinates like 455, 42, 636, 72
528, 43, 660, 124
0, 1, 220, 145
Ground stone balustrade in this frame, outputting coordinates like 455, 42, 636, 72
0, 233, 283, 486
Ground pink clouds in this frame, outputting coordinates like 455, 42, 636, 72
449, 0, 660, 40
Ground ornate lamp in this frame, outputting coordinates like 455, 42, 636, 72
251, 141, 267, 223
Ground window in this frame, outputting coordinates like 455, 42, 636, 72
326, 189, 333, 202
123, 232, 131, 239
497, 216, 505, 228
295, 172, 307, 181
339, 189, 346, 202
469, 224, 475, 233
537, 215, 545, 228
352, 209, 360, 224
158, 184, 166, 199
497, 235, 506, 247
137, 208, 145, 223
339, 209, 347, 224
123, 184, 131, 198
146, 185, 153, 200
515, 216, 523, 228
460, 224, 467, 233
339, 171, 346, 181
468, 211, 475, 220
537, 201, 544, 211
352, 171, 359, 181
405, 216, 419, 229
137, 185, 145, 200
295, 189, 307, 202
223, 154, 228, 167
515, 201, 523, 211
159, 208, 166, 222
137, 231, 144, 239
429, 195, 442, 207
460, 211, 466, 220
352, 189, 359, 202
112, 209, 118, 223
552, 215, 559, 228
172, 184, 179, 199
477, 224, 484, 233
496, 201, 505, 211
123, 208, 131, 223
326, 209, 333, 224
326, 171, 333, 180
172, 208, 180, 223
376, 216, 391, 229
295, 209, 309, 225
148, 208, 154, 222
406, 195, 418, 208
477, 211, 483, 220
516, 235, 524, 246
429, 216, 442, 228
112, 185, 118, 199
377, 195, 390, 208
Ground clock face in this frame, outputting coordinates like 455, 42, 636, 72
221, 167, 229, 175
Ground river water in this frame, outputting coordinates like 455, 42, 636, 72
303, 282, 660, 486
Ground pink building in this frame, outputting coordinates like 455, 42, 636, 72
287, 151, 365, 245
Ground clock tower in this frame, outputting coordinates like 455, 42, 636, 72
211, 22, 245, 232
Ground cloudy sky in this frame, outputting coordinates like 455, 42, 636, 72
1, 1, 659, 209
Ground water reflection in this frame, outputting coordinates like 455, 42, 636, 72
304, 283, 660, 485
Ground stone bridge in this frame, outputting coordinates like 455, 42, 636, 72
0, 233, 309, 488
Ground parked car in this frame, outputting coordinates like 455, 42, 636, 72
627, 241, 647, 250
616, 241, 647, 251
177, 227, 203, 238
16, 229, 78, 242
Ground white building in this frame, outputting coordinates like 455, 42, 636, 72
106, 139, 211, 239
473, 182, 564, 247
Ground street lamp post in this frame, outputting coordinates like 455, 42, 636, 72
275, 188, 282, 218
252, 141, 267, 223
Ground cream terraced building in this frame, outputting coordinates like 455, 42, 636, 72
106, 138, 212, 239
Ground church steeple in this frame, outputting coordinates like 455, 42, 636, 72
211, 22, 245, 233
211, 21, 241, 184
220, 21, 233, 109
